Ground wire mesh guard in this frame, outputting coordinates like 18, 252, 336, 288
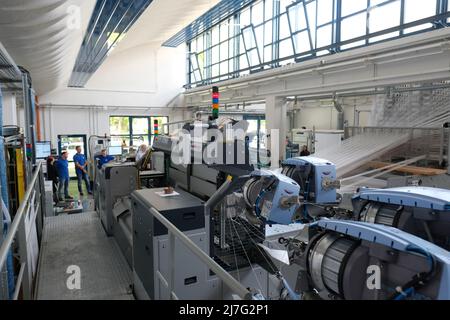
211, 198, 277, 275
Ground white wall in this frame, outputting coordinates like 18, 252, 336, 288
40, 44, 186, 108
294, 107, 338, 130
291, 97, 374, 130
37, 106, 187, 148
37, 43, 188, 146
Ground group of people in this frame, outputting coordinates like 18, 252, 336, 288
46, 147, 115, 202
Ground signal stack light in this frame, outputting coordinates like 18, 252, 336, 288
153, 119, 159, 135
212, 86, 219, 119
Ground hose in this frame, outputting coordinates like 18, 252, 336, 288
253, 179, 276, 217
276, 272, 300, 300
281, 277, 300, 300
254, 189, 268, 217
389, 245, 436, 300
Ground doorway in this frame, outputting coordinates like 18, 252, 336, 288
57, 135, 88, 179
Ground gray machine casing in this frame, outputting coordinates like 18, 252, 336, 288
167, 162, 218, 199
190, 164, 218, 199
131, 188, 220, 299
112, 197, 134, 267
131, 188, 281, 300
168, 162, 190, 191
44, 180, 54, 217
97, 162, 137, 235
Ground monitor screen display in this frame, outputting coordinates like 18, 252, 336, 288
108, 146, 122, 156
36, 142, 51, 159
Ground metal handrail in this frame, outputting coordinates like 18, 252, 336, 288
0, 161, 42, 282
345, 126, 443, 131
12, 262, 25, 300
149, 206, 252, 300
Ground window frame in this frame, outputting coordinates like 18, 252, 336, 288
109, 115, 169, 147
186, 0, 448, 88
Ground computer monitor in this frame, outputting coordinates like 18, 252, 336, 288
36, 141, 51, 159
108, 146, 122, 156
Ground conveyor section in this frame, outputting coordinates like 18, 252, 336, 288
34, 212, 133, 300
315, 132, 410, 178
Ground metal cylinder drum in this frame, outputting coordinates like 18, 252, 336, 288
308, 232, 359, 297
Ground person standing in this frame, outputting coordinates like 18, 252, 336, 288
300, 145, 311, 156
73, 146, 92, 196
55, 151, 73, 201
46, 156, 58, 203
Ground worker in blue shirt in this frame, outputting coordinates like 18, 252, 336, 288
73, 146, 92, 196
55, 151, 73, 201
95, 149, 115, 169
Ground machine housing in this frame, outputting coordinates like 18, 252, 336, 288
352, 186, 450, 250
96, 162, 137, 235
282, 157, 339, 204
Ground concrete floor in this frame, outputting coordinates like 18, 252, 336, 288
35, 211, 134, 300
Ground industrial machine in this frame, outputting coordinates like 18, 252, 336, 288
279, 157, 340, 222
352, 187, 450, 250
153, 127, 216, 197
210, 171, 300, 273
152, 118, 254, 199
282, 157, 340, 204
130, 118, 283, 299
96, 117, 450, 301
131, 155, 450, 301
131, 187, 217, 299
244, 161, 450, 300
111, 197, 133, 267
138, 150, 166, 188
278, 219, 450, 300
96, 162, 138, 235
242, 170, 301, 225
222, 158, 450, 300
94, 149, 166, 267
131, 187, 281, 300
128, 153, 346, 300
278, 158, 450, 250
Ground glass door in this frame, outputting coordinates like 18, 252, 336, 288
57, 135, 88, 179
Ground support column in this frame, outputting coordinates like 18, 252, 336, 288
265, 96, 287, 169
2, 92, 18, 126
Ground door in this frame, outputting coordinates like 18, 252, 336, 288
57, 135, 88, 179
